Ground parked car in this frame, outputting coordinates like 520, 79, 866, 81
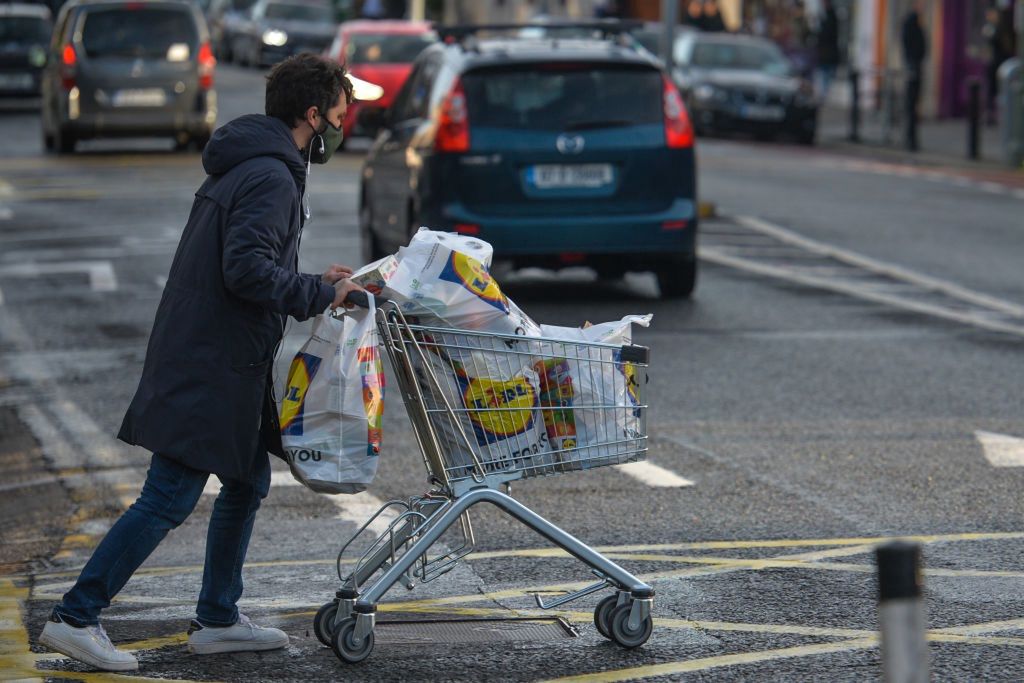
360, 30, 699, 298
231, 0, 335, 67
672, 31, 817, 144
325, 20, 435, 141
206, 0, 259, 62
0, 3, 52, 98
41, 0, 217, 153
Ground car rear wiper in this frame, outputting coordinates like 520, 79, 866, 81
563, 119, 633, 131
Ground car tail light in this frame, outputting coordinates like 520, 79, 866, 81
454, 223, 480, 235
198, 42, 216, 90
663, 76, 694, 149
435, 77, 469, 153
60, 44, 77, 90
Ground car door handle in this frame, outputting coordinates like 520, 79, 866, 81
381, 141, 400, 152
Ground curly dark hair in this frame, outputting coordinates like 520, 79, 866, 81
265, 53, 354, 128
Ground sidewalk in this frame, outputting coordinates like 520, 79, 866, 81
816, 100, 1022, 179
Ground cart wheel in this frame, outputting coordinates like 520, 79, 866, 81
609, 603, 653, 649
593, 595, 619, 640
331, 617, 375, 663
313, 601, 338, 647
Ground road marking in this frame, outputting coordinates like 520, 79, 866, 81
0, 206, 12, 220
201, 469, 398, 536
0, 579, 41, 682
975, 430, 1024, 467
702, 215, 1024, 338
613, 461, 694, 487
0, 261, 117, 292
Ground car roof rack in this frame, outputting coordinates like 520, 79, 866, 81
437, 20, 643, 46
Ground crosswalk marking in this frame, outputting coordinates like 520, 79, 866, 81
614, 461, 694, 488
976, 430, 1024, 467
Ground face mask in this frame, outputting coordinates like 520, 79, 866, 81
308, 116, 344, 165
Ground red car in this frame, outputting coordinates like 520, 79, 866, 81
325, 20, 436, 142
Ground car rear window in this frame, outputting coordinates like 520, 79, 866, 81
0, 16, 51, 44
81, 8, 197, 60
264, 3, 332, 22
462, 64, 663, 131
346, 33, 435, 65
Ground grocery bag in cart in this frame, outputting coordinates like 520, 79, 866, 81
532, 315, 652, 469
279, 295, 384, 494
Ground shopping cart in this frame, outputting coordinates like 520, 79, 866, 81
314, 298, 655, 663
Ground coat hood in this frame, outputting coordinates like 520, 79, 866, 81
203, 114, 307, 188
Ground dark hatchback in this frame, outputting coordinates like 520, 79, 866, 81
360, 31, 699, 298
673, 32, 817, 144
41, 0, 216, 153
0, 3, 52, 98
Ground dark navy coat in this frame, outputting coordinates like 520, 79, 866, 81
119, 115, 335, 482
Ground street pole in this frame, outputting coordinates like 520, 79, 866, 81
662, 0, 677, 71
876, 542, 929, 683
410, 0, 425, 21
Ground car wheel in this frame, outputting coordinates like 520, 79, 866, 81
42, 128, 55, 153
797, 129, 816, 146
191, 135, 211, 152
55, 126, 76, 155
360, 202, 386, 264
655, 255, 697, 299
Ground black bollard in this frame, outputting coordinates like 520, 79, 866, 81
876, 542, 928, 683
849, 69, 861, 142
967, 78, 981, 160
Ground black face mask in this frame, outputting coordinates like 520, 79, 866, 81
308, 116, 344, 165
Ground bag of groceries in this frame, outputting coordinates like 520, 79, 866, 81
384, 228, 541, 338
531, 315, 651, 469
279, 295, 384, 494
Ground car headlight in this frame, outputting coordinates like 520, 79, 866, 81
262, 29, 288, 47
348, 75, 384, 102
694, 84, 729, 104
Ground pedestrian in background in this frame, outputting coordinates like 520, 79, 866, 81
814, 0, 840, 103
684, 0, 706, 31
901, 0, 927, 151
37, 54, 364, 672
983, 5, 1016, 125
702, 0, 727, 32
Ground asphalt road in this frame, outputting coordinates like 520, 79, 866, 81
2, 64, 1024, 682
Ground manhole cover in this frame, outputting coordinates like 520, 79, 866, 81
374, 618, 577, 645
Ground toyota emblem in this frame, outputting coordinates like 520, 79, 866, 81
556, 134, 585, 155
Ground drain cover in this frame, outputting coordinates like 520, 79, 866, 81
374, 618, 577, 645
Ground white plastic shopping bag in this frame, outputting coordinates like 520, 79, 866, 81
384, 228, 541, 337
279, 295, 384, 494
531, 315, 652, 468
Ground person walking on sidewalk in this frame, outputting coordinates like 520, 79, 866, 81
901, 1, 928, 152
38, 53, 363, 672
814, 0, 840, 103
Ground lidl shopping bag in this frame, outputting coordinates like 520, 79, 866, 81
279, 297, 384, 494
385, 228, 541, 338
411, 337, 550, 477
531, 315, 651, 469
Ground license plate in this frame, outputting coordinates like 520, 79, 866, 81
528, 164, 613, 190
741, 104, 785, 121
112, 88, 167, 107
0, 73, 34, 90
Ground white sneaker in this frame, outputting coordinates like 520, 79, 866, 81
39, 617, 139, 672
187, 613, 289, 654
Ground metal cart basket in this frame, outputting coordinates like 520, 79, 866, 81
315, 301, 655, 663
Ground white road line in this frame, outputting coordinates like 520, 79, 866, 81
976, 431, 1024, 467
155, 275, 167, 289
614, 461, 694, 488
203, 470, 399, 536
0, 206, 12, 220
0, 260, 118, 292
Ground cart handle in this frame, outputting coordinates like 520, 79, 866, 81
344, 290, 390, 309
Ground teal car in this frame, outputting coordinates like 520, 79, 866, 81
360, 27, 699, 298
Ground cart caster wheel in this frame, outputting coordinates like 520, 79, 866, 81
331, 617, 375, 663
609, 603, 653, 649
594, 594, 620, 640
314, 601, 338, 647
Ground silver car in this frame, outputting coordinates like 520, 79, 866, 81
41, 0, 217, 153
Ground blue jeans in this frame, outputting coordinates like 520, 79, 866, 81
53, 453, 270, 627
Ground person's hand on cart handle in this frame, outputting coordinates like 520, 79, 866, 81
331, 278, 365, 310
322, 264, 355, 285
